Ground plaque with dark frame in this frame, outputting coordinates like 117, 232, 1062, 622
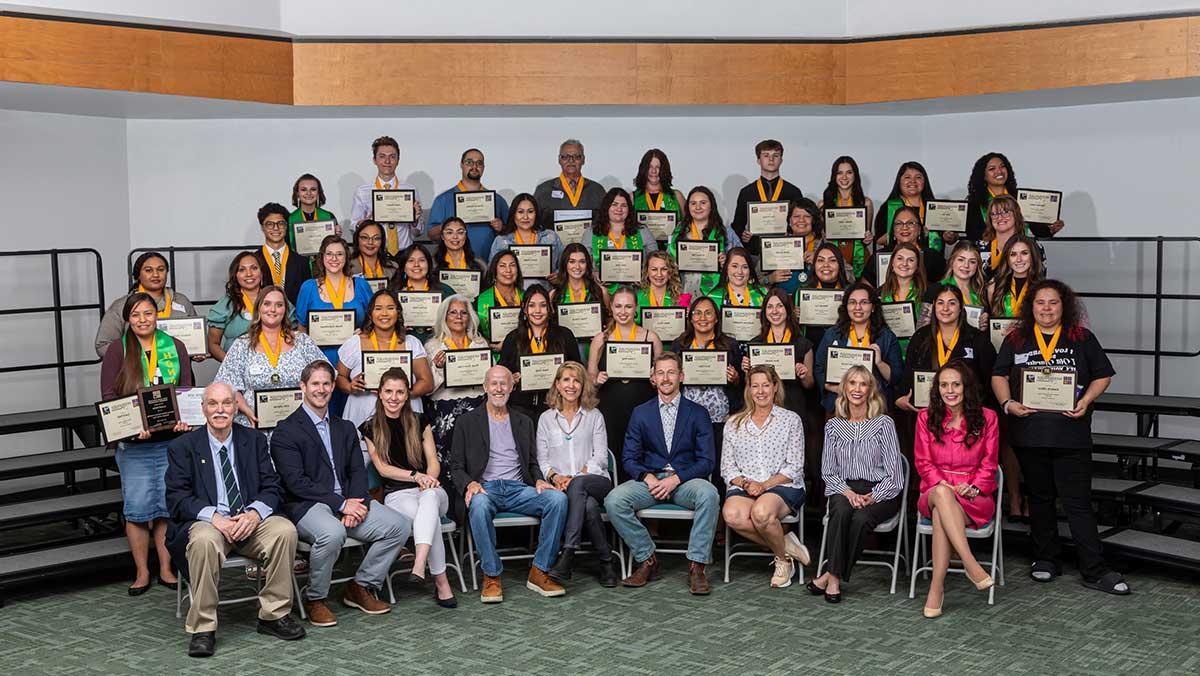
139, 384, 179, 432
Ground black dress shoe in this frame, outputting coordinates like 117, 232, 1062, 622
257, 614, 306, 641
158, 578, 179, 591
547, 548, 575, 582
805, 580, 825, 596
128, 583, 151, 597
408, 572, 430, 586
824, 591, 842, 604
597, 559, 619, 588
433, 586, 458, 609
188, 631, 216, 657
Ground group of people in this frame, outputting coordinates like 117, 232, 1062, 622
93, 135, 1131, 658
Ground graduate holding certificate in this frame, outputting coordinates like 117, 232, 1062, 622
817, 156, 873, 279
533, 139, 607, 231
729, 139, 804, 257
496, 284, 581, 417
434, 216, 488, 294
95, 251, 199, 359
426, 148, 510, 260
742, 288, 815, 415
350, 136, 423, 255
287, 172, 340, 251
388, 244, 457, 345
965, 152, 1066, 242
551, 243, 611, 346
206, 250, 288, 362
796, 242, 854, 348
763, 199, 824, 295
707, 248, 767, 343
424, 295, 490, 476
346, 221, 399, 282
636, 251, 690, 341
632, 149, 686, 243
896, 285, 995, 415
876, 242, 927, 354
586, 187, 658, 291
668, 186, 740, 298
814, 282, 903, 413
489, 193, 564, 289
475, 250, 524, 350
873, 161, 953, 254
923, 241, 989, 332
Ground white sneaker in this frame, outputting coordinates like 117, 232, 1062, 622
770, 557, 794, 588
785, 532, 811, 566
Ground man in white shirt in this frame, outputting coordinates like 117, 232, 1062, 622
350, 135, 424, 256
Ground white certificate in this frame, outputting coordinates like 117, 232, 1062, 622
824, 208, 868, 240
599, 249, 643, 284
439, 270, 481, 299
95, 394, 146, 443
174, 387, 207, 427
488, 307, 521, 343
824, 345, 874, 384
307, 310, 357, 347
157, 317, 209, 357
1020, 368, 1077, 412
682, 350, 727, 386
641, 306, 687, 342
361, 350, 412, 390
676, 240, 719, 273
1016, 188, 1062, 225
925, 200, 969, 233
881, 302, 916, 339
519, 353, 565, 391
989, 317, 1018, 352
912, 370, 936, 409
553, 209, 591, 243
637, 211, 677, 241
364, 277, 390, 293
444, 348, 492, 388
253, 388, 304, 430
454, 190, 497, 223
748, 344, 796, 381
721, 306, 762, 342
558, 302, 603, 338
876, 252, 893, 283
605, 341, 653, 380
510, 244, 553, 279
372, 189, 416, 222
747, 201, 789, 236
293, 220, 337, 255
397, 291, 442, 328
760, 236, 807, 271
798, 289, 843, 326
964, 304, 985, 330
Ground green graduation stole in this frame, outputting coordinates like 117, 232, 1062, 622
711, 284, 766, 307
476, 286, 521, 342
128, 329, 181, 386
287, 206, 335, 252
669, 225, 724, 296
886, 197, 942, 252
940, 277, 981, 307
591, 230, 644, 260
633, 190, 683, 222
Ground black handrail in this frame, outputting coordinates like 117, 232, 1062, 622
128, 245, 260, 306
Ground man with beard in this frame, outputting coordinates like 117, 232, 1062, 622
427, 148, 511, 260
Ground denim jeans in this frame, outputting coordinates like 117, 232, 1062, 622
604, 476, 719, 564
468, 479, 568, 576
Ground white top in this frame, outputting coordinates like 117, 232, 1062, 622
350, 175, 423, 250
337, 332, 428, 433
536, 407, 610, 478
423, 334, 491, 401
721, 405, 805, 492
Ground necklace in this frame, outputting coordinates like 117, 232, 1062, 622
556, 410, 584, 441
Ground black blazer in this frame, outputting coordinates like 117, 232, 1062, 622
165, 424, 283, 576
282, 244, 312, 306
270, 404, 368, 524
448, 403, 540, 523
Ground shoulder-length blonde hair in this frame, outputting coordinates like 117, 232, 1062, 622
640, 251, 682, 301
545, 361, 598, 411
430, 294, 482, 344
246, 286, 296, 352
728, 364, 785, 429
834, 364, 887, 420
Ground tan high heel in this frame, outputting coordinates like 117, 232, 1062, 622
923, 590, 943, 618
969, 569, 995, 591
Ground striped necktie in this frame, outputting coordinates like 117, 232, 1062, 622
219, 446, 244, 514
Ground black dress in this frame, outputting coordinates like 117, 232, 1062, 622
596, 337, 656, 482
496, 325, 582, 419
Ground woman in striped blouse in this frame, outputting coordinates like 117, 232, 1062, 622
807, 364, 904, 603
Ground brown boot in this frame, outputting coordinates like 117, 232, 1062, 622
481, 575, 503, 603
302, 599, 337, 627
342, 581, 390, 615
622, 554, 660, 587
688, 562, 710, 595
526, 566, 566, 597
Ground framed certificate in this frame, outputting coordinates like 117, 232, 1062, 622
681, 350, 728, 386
444, 348, 492, 388
488, 307, 521, 343
912, 370, 936, 408
964, 304, 985, 329
553, 209, 592, 244
558, 302, 603, 338
519, 353, 565, 391
307, 310, 357, 347
362, 350, 412, 390
158, 317, 209, 357
174, 386, 207, 427
876, 252, 893, 283
454, 190, 497, 223
599, 249, 643, 284
721, 306, 762, 342
824, 208, 868, 240
797, 289, 843, 326
95, 394, 147, 443
881, 302, 916, 339
397, 291, 442, 328
372, 189, 416, 222
364, 277, 389, 293
747, 201, 789, 236
748, 343, 797, 380
439, 270, 481, 299
636, 211, 677, 241
1020, 368, 1077, 412
676, 240, 719, 273
824, 345, 874, 384
138, 385, 179, 432
253, 388, 304, 430
641, 306, 687, 342
293, 220, 337, 255
605, 341, 653, 380
760, 236, 806, 271
510, 244, 553, 279
1016, 188, 1062, 227
925, 200, 969, 233
989, 317, 1018, 352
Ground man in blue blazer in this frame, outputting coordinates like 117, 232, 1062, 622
270, 361, 410, 628
166, 383, 305, 658
604, 351, 719, 595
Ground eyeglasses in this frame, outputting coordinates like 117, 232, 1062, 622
447, 309, 470, 317
462, 158, 485, 167
847, 299, 873, 307
559, 154, 583, 162
262, 220, 288, 229
991, 209, 1014, 218
894, 220, 919, 228
359, 235, 383, 243
323, 251, 346, 259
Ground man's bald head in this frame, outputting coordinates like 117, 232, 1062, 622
484, 365, 513, 409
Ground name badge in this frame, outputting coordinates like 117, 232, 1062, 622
248, 364, 268, 376
551, 190, 564, 199
1014, 353, 1029, 365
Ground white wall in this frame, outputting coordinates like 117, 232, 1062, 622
846, 0, 1200, 37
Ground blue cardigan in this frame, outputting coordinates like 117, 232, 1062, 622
814, 325, 904, 411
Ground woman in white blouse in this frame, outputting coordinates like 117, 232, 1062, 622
722, 365, 811, 589
536, 362, 620, 588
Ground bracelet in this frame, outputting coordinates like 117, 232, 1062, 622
1001, 399, 1013, 415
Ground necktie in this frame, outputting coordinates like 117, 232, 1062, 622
661, 401, 677, 455
272, 250, 282, 272
219, 446, 244, 515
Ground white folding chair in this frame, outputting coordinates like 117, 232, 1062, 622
175, 554, 262, 620
723, 504, 806, 585
909, 467, 1006, 605
579, 452, 626, 575
387, 516, 469, 593
631, 503, 699, 578
465, 512, 541, 590
292, 538, 395, 619
816, 455, 910, 594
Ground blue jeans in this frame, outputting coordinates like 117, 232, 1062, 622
468, 479, 567, 576
604, 476, 720, 565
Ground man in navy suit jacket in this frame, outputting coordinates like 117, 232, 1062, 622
166, 383, 305, 658
604, 351, 719, 595
270, 361, 409, 628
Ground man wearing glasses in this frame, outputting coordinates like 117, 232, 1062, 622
427, 148, 511, 261
350, 136, 424, 257
259, 202, 311, 305
533, 139, 606, 237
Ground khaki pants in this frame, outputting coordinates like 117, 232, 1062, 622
185, 515, 297, 634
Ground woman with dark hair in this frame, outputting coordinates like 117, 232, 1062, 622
95, 251, 199, 358
991, 279, 1127, 594
987, 233, 1045, 321
914, 360, 999, 617
818, 156, 874, 279
896, 285, 995, 414
669, 186, 740, 297
976, 194, 1045, 277
346, 220, 398, 282
864, 206, 945, 286
552, 243, 609, 308
814, 281, 903, 413
206, 250, 293, 361
873, 161, 954, 253
287, 173, 339, 250
294, 235, 374, 370
632, 148, 686, 234
764, 198, 824, 294
497, 284, 582, 417
965, 152, 1066, 241
922, 240, 989, 331
797, 242, 855, 349
586, 187, 658, 290
708, 246, 768, 309
389, 244, 456, 345
488, 192, 563, 288
100, 292, 193, 594
435, 216, 487, 277
476, 249, 524, 349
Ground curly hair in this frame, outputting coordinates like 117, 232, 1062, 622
1009, 278, 1087, 345
966, 152, 1017, 213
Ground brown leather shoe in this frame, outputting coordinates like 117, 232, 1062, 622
342, 581, 390, 615
526, 566, 566, 597
302, 599, 337, 627
688, 562, 710, 595
622, 554, 661, 587
481, 575, 503, 603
